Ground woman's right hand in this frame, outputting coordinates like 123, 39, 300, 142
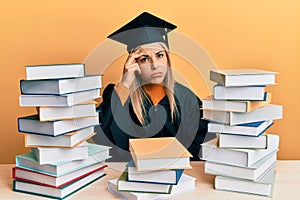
121, 49, 143, 88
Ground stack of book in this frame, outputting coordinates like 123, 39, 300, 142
108, 137, 196, 200
13, 63, 111, 199
201, 69, 283, 197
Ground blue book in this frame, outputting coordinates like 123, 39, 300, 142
208, 120, 274, 137
18, 113, 99, 136
126, 160, 184, 185
16, 143, 111, 177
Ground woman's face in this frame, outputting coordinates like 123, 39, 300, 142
135, 43, 168, 84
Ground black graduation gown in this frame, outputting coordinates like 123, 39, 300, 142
92, 82, 212, 161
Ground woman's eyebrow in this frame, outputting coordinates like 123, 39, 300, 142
155, 50, 164, 54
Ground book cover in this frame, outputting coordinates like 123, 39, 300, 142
210, 69, 277, 86
208, 120, 274, 137
38, 102, 97, 121
20, 74, 102, 95
214, 167, 276, 197
205, 150, 277, 181
202, 93, 271, 113
204, 104, 282, 126
214, 85, 266, 101
24, 126, 95, 148
19, 89, 101, 107
108, 174, 196, 200
18, 113, 99, 136
129, 137, 192, 171
31, 142, 89, 165
16, 143, 111, 176
25, 63, 85, 80
117, 170, 173, 194
127, 160, 184, 185
13, 163, 107, 188
13, 169, 106, 199
201, 135, 279, 167
218, 133, 268, 149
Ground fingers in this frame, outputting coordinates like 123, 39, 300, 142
125, 49, 144, 66
124, 63, 141, 74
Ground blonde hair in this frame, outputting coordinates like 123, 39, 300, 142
126, 42, 179, 125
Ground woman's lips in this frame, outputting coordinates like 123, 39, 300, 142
151, 72, 163, 78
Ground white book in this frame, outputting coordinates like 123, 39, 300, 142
210, 69, 277, 87
13, 169, 105, 199
18, 113, 99, 136
25, 63, 85, 80
24, 126, 95, 148
39, 102, 97, 121
20, 75, 102, 95
200, 135, 279, 167
215, 167, 276, 197
219, 133, 269, 149
208, 120, 273, 137
204, 104, 282, 125
13, 162, 106, 188
31, 143, 89, 165
118, 170, 172, 194
19, 89, 100, 107
127, 160, 184, 184
202, 93, 271, 113
214, 85, 266, 100
205, 150, 277, 181
16, 143, 111, 176
108, 174, 196, 200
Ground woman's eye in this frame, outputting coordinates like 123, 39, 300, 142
139, 57, 149, 63
157, 53, 164, 58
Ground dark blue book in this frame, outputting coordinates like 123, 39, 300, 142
208, 120, 274, 137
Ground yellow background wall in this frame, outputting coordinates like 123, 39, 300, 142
1, 0, 299, 164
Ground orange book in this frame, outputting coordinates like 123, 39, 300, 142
129, 137, 192, 171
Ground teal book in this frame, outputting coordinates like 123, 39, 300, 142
16, 143, 111, 176
13, 169, 106, 199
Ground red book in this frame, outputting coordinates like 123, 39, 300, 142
12, 162, 107, 188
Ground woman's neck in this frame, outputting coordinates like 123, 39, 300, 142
143, 84, 166, 105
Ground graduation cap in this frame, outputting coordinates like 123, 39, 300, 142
107, 12, 177, 51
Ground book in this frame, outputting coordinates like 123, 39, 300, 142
200, 135, 279, 167
205, 150, 277, 181
13, 168, 106, 199
13, 162, 107, 188
31, 143, 89, 165
203, 104, 282, 125
214, 85, 266, 100
108, 174, 196, 200
214, 167, 276, 197
208, 120, 274, 137
24, 126, 95, 148
25, 63, 85, 80
16, 143, 111, 176
127, 160, 184, 185
210, 69, 277, 87
20, 75, 102, 95
129, 137, 192, 171
18, 113, 99, 136
202, 93, 271, 113
218, 134, 269, 149
118, 170, 173, 194
39, 102, 97, 121
19, 89, 100, 107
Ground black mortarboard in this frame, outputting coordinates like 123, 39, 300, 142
107, 12, 177, 51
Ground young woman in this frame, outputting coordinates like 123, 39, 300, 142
93, 12, 210, 161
